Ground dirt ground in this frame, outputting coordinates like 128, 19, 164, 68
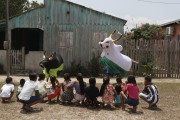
0, 75, 180, 120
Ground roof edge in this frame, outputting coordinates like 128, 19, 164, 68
160, 19, 180, 27
65, 0, 127, 24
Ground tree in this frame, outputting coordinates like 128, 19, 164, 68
0, 0, 43, 20
123, 23, 165, 40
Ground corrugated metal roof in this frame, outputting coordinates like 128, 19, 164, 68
160, 19, 180, 27
0, 7, 44, 28
0, 0, 126, 27
65, 0, 127, 24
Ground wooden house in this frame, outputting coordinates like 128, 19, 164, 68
0, 0, 126, 73
161, 19, 180, 41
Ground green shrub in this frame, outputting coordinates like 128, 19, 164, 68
63, 61, 89, 77
141, 56, 155, 77
62, 57, 104, 77
88, 56, 104, 77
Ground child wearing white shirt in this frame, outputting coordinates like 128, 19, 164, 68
19, 73, 42, 111
0, 77, 14, 103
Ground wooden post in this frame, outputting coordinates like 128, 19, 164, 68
22, 46, 25, 69
167, 37, 171, 78
5, 0, 11, 77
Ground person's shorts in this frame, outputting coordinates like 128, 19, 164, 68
74, 93, 85, 101
47, 88, 61, 99
61, 91, 74, 102
84, 98, 98, 106
19, 96, 42, 104
125, 97, 139, 106
139, 92, 159, 104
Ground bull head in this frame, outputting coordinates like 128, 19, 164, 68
99, 30, 123, 49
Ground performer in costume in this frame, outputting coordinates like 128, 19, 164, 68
39, 51, 64, 78
99, 30, 138, 77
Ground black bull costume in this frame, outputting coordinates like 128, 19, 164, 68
39, 52, 64, 78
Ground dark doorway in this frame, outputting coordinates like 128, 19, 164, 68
0, 30, 5, 50
11, 28, 43, 54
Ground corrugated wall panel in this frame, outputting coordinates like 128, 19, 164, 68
8, 0, 126, 69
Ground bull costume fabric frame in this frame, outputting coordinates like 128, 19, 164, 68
39, 52, 64, 78
99, 30, 138, 77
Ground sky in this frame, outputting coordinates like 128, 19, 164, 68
32, 0, 180, 31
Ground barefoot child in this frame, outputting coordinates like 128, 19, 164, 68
139, 75, 159, 109
0, 77, 14, 102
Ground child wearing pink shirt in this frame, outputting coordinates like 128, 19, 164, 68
121, 75, 139, 112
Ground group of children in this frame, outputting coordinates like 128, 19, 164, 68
0, 73, 159, 112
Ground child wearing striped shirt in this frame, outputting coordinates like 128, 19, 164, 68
139, 76, 159, 109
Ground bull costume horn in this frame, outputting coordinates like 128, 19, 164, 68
112, 31, 123, 42
109, 30, 116, 38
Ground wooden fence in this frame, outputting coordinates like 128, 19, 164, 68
122, 39, 180, 78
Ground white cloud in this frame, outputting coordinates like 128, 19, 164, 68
156, 19, 173, 25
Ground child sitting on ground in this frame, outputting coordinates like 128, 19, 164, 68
71, 73, 86, 105
37, 73, 47, 101
84, 77, 100, 108
61, 73, 74, 104
114, 84, 121, 108
121, 75, 139, 112
16, 79, 25, 101
18, 73, 42, 111
46, 76, 61, 103
100, 76, 116, 109
0, 77, 14, 103
113, 77, 126, 108
139, 75, 159, 109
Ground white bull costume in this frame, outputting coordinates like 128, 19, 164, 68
99, 30, 138, 77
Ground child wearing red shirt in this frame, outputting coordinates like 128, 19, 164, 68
121, 75, 139, 112
46, 76, 61, 103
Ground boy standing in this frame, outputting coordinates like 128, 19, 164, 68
139, 76, 159, 108
19, 73, 42, 111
